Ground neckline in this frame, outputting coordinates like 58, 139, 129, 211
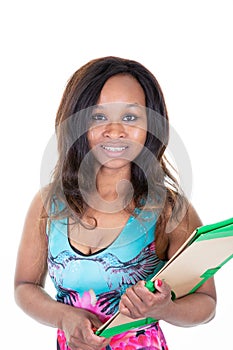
66, 214, 135, 257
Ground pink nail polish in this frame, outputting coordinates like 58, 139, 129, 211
156, 279, 163, 287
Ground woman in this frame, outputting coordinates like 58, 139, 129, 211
14, 56, 216, 350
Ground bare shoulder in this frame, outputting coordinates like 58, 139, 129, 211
14, 189, 48, 288
27, 187, 48, 215
167, 203, 203, 259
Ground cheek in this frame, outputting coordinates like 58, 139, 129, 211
131, 129, 147, 145
87, 128, 101, 148
87, 130, 93, 148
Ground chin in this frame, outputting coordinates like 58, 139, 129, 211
101, 159, 131, 170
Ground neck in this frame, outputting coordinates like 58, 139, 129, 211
97, 165, 131, 197
86, 165, 133, 213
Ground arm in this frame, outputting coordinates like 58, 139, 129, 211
14, 191, 109, 349
119, 204, 217, 327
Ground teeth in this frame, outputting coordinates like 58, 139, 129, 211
101, 145, 127, 152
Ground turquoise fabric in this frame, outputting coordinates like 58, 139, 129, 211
47, 206, 167, 350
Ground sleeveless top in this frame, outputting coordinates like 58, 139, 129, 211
47, 206, 169, 350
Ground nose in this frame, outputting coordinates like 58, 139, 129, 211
103, 122, 126, 139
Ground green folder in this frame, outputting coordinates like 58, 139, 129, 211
96, 217, 233, 338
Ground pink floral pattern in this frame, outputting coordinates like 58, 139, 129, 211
108, 325, 169, 350
57, 290, 168, 350
61, 288, 109, 323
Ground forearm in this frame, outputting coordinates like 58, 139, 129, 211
158, 292, 216, 327
15, 283, 70, 329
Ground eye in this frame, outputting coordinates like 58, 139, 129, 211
122, 114, 138, 122
91, 113, 108, 122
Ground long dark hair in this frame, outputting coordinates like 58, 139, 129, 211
42, 56, 187, 259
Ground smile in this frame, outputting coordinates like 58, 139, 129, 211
101, 145, 128, 152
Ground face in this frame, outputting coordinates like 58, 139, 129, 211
87, 74, 147, 170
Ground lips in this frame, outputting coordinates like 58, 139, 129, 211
101, 145, 128, 152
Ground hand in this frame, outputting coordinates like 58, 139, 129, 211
61, 306, 110, 350
119, 279, 173, 320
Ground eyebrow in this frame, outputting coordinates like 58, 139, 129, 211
126, 103, 144, 110
94, 103, 145, 110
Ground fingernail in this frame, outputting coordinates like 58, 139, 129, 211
156, 279, 163, 287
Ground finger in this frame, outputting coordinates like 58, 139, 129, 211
82, 327, 108, 348
119, 299, 131, 316
155, 279, 171, 294
131, 281, 155, 302
126, 285, 145, 304
121, 290, 137, 310
120, 291, 145, 318
90, 315, 105, 329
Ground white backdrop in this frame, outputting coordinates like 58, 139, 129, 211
1, 0, 233, 349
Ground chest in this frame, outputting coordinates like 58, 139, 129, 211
47, 211, 163, 300
69, 210, 132, 254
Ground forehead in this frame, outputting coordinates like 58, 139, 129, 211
98, 74, 146, 106
92, 102, 146, 115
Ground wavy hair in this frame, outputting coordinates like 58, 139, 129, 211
42, 56, 187, 259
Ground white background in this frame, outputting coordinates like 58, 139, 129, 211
1, 0, 233, 349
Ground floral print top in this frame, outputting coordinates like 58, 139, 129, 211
47, 206, 168, 350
